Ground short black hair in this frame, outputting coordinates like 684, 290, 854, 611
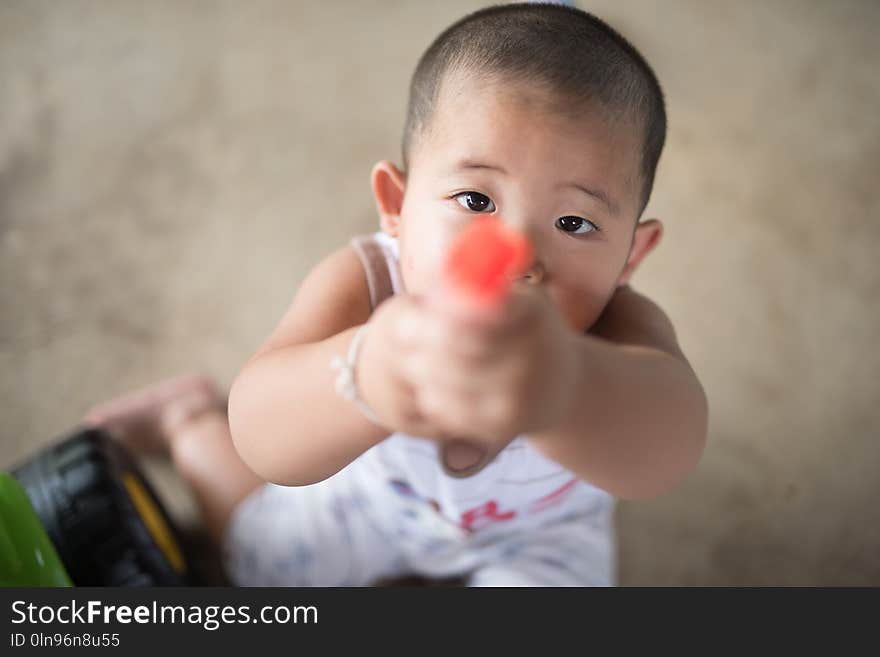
402, 3, 667, 216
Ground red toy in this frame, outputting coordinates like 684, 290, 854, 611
443, 217, 533, 308
438, 217, 533, 477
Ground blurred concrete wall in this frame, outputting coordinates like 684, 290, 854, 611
1, 0, 878, 585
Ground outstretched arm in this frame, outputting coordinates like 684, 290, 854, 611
228, 246, 389, 486
529, 285, 708, 500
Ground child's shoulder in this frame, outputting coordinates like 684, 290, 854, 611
249, 237, 374, 358
588, 285, 686, 361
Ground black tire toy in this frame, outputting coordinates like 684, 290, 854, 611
12, 428, 201, 586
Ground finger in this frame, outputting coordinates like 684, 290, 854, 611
428, 313, 509, 365
417, 386, 479, 434
438, 285, 542, 343
390, 380, 461, 441
493, 284, 546, 331
430, 280, 502, 325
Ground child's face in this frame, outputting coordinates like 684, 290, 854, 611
391, 70, 646, 332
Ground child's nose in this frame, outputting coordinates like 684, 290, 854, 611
520, 260, 545, 284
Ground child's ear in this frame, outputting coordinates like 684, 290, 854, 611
371, 160, 407, 237
617, 218, 663, 286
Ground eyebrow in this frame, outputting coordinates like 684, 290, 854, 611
453, 159, 508, 174
450, 158, 619, 218
560, 181, 619, 217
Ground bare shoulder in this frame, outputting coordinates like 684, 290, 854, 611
588, 284, 686, 362
250, 243, 372, 359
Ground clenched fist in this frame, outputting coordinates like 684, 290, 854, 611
357, 284, 580, 453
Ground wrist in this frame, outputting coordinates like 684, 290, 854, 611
331, 324, 381, 424
352, 317, 395, 427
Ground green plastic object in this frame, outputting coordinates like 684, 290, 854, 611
0, 471, 72, 586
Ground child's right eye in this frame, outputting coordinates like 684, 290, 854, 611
453, 192, 496, 213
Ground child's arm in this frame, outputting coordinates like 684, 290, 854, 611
227, 246, 395, 486
529, 285, 708, 500
389, 276, 707, 500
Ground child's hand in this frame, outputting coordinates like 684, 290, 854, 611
356, 294, 445, 437
361, 285, 580, 448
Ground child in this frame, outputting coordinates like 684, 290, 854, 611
89, 3, 707, 586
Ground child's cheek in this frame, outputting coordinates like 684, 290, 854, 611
400, 252, 436, 296
400, 254, 419, 291
407, 240, 448, 290
399, 217, 459, 294
402, 253, 415, 276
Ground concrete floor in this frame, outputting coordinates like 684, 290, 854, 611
2, 1, 878, 585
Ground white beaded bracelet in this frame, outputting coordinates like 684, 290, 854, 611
330, 324, 380, 424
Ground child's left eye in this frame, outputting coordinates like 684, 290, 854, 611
555, 216, 598, 234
